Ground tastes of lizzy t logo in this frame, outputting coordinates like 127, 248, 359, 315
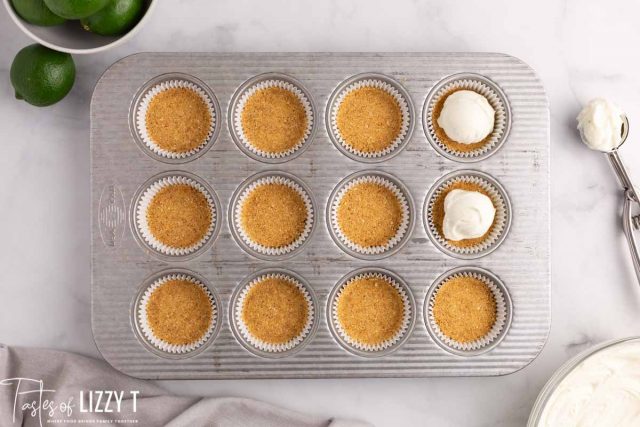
0, 378, 139, 426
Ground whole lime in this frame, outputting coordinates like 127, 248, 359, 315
81, 0, 144, 36
10, 44, 75, 107
11, 0, 66, 26
42, 0, 109, 19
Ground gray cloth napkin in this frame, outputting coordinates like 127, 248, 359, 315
0, 344, 370, 427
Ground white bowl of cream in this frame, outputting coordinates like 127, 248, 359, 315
528, 337, 640, 427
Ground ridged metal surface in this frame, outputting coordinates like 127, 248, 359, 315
90, 53, 550, 379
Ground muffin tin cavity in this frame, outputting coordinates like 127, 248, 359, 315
229, 73, 316, 163
424, 266, 512, 357
131, 171, 221, 262
326, 73, 414, 162
327, 170, 414, 260
229, 171, 316, 260
130, 73, 221, 164
424, 169, 512, 259
327, 267, 416, 357
132, 269, 221, 359
423, 73, 511, 163
229, 269, 318, 358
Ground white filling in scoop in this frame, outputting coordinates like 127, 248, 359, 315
577, 98, 625, 152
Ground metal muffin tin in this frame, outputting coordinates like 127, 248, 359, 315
91, 53, 550, 379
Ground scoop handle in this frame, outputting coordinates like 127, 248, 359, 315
607, 150, 638, 201
622, 192, 640, 286
606, 151, 640, 286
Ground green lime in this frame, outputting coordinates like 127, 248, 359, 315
10, 44, 75, 107
11, 0, 66, 26
81, 0, 144, 36
42, 0, 109, 19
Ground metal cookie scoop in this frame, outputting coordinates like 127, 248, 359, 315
580, 116, 640, 286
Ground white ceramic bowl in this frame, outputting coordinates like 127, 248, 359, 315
3, 0, 156, 54
528, 336, 640, 426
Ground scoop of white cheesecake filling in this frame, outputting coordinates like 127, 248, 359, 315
437, 90, 495, 144
443, 189, 496, 241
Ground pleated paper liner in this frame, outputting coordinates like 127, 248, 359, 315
424, 169, 512, 259
327, 171, 414, 260
423, 73, 511, 162
327, 73, 414, 162
133, 171, 221, 261
131, 73, 220, 163
230, 270, 317, 358
134, 270, 220, 358
229, 74, 316, 163
230, 172, 315, 260
424, 267, 512, 357
327, 268, 416, 357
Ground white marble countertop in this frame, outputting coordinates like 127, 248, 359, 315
1, 0, 640, 425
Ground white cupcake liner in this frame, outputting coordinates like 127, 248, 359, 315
427, 271, 507, 352
332, 272, 412, 353
135, 79, 216, 159
329, 79, 412, 158
232, 79, 314, 159
234, 273, 315, 353
426, 78, 507, 159
330, 175, 411, 255
137, 273, 217, 354
426, 174, 508, 256
136, 176, 216, 257
233, 175, 314, 257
